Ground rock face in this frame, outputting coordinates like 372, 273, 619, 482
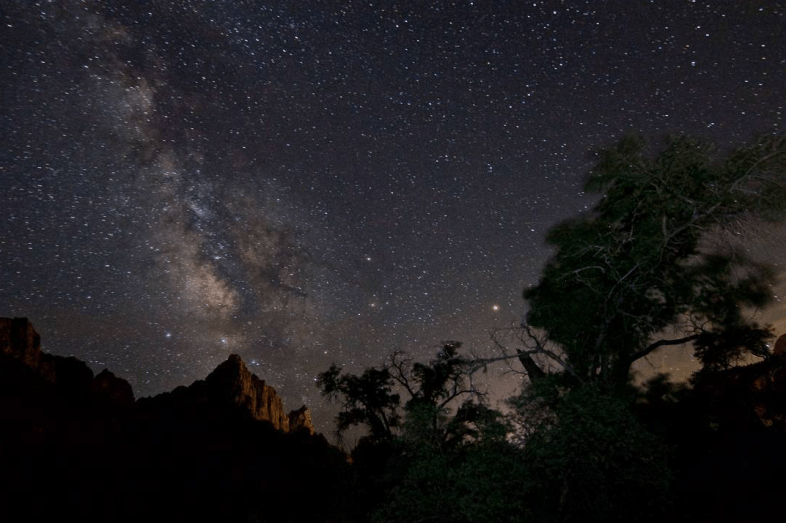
0, 317, 134, 402
0, 317, 55, 381
204, 353, 292, 431
92, 368, 135, 405
0, 318, 314, 434
289, 405, 315, 435
180, 353, 315, 434
134, 352, 315, 434
774, 333, 786, 357
0, 318, 344, 523
694, 333, 786, 428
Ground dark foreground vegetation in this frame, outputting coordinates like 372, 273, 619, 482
2, 133, 786, 522
314, 133, 786, 523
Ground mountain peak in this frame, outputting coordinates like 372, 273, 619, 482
204, 353, 291, 431
204, 353, 315, 434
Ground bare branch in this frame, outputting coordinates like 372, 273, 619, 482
386, 350, 417, 398
629, 334, 701, 362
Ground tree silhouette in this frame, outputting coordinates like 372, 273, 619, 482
519, 384, 672, 523
515, 134, 786, 389
316, 364, 402, 441
316, 342, 489, 444
317, 344, 522, 523
498, 133, 786, 523
317, 133, 786, 523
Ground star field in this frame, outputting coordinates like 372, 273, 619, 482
2, 1, 785, 431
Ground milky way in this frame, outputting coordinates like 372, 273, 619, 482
2, 1, 785, 431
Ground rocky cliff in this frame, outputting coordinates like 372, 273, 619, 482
0, 317, 131, 401
0, 317, 55, 381
0, 317, 346, 523
289, 404, 315, 435
92, 368, 135, 406
159, 353, 315, 434
0, 317, 314, 434
206, 353, 292, 431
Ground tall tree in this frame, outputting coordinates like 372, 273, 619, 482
316, 364, 402, 441
316, 342, 489, 443
517, 134, 786, 389
317, 344, 521, 523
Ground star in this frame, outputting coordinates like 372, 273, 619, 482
1, 1, 783, 433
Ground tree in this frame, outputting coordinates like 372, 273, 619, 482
374, 435, 530, 523
515, 384, 672, 523
515, 134, 786, 389
315, 364, 402, 442
317, 344, 525, 523
317, 342, 491, 444
387, 342, 496, 446
317, 133, 786, 522
496, 134, 786, 522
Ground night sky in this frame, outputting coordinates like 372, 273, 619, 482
2, 1, 785, 432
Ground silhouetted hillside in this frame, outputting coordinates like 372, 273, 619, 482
0, 318, 347, 523
5, 317, 786, 522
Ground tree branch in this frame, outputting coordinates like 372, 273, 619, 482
630, 334, 700, 362
515, 348, 547, 382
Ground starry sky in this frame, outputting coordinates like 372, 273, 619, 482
2, 1, 785, 432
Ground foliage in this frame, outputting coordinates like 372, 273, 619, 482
404, 342, 472, 409
317, 133, 786, 523
635, 371, 786, 523
315, 364, 401, 440
518, 385, 672, 523
521, 134, 786, 388
374, 348, 525, 523
318, 343, 526, 522
316, 342, 487, 443
391, 342, 493, 445
374, 439, 530, 523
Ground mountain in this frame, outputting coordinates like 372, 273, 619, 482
0, 317, 344, 523
0, 316, 134, 403
140, 352, 314, 434
0, 317, 313, 433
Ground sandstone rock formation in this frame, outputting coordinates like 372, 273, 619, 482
159, 353, 316, 434
288, 405, 315, 435
204, 353, 292, 431
693, 332, 786, 428
0, 317, 55, 381
51, 354, 95, 396
0, 318, 342, 523
774, 333, 786, 357
0, 317, 136, 402
92, 368, 135, 405
0, 318, 313, 434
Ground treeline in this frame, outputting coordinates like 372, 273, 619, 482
318, 133, 786, 523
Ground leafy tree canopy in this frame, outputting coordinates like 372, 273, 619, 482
316, 342, 495, 444
315, 133, 786, 523
519, 134, 786, 388
316, 363, 402, 441
519, 384, 672, 523
317, 344, 520, 523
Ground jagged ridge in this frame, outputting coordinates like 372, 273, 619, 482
0, 317, 313, 434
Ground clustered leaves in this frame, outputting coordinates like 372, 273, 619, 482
521, 386, 672, 523
315, 364, 401, 440
525, 134, 786, 388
